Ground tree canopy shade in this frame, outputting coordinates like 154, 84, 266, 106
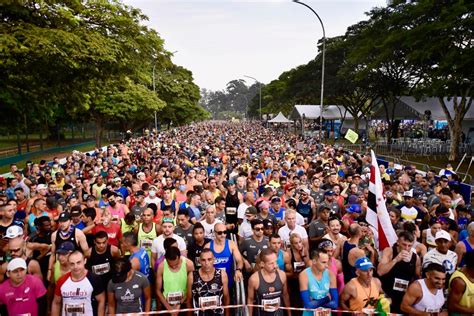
0, 0, 208, 146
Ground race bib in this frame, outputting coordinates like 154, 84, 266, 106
92, 262, 110, 275
226, 207, 236, 215
425, 308, 440, 313
140, 239, 153, 249
262, 298, 280, 312
199, 295, 220, 308
393, 278, 409, 292
65, 303, 85, 314
167, 291, 183, 305
293, 261, 305, 273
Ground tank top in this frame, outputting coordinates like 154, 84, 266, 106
256, 270, 283, 316
270, 208, 285, 222
290, 248, 306, 273
449, 270, 474, 314
296, 199, 312, 221
160, 200, 176, 212
328, 257, 343, 293
342, 241, 357, 284
86, 244, 113, 285
138, 223, 157, 260
191, 269, 224, 316
425, 229, 437, 251
210, 239, 234, 287
348, 278, 380, 312
225, 191, 240, 226
163, 257, 188, 305
412, 279, 445, 313
129, 247, 151, 279
277, 249, 285, 271
380, 244, 417, 310
55, 227, 79, 252
107, 204, 126, 221
460, 239, 473, 267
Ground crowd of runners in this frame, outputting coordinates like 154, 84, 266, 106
0, 121, 472, 316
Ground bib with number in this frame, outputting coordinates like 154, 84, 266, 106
92, 262, 110, 275
293, 261, 305, 273
167, 291, 183, 305
393, 278, 409, 291
226, 207, 237, 215
199, 295, 220, 308
262, 298, 280, 312
140, 239, 153, 249
65, 303, 85, 314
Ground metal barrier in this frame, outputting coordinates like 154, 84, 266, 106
231, 233, 247, 316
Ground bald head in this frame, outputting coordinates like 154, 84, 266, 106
348, 223, 361, 237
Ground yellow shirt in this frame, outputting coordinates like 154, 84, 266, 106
449, 270, 474, 312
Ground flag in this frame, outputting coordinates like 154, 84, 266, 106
345, 129, 359, 144
366, 150, 398, 250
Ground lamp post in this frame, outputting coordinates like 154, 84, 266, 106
244, 75, 262, 121
152, 63, 158, 132
293, 0, 326, 141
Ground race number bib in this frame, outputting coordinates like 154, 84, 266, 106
262, 298, 280, 312
425, 308, 440, 313
140, 239, 153, 249
199, 296, 220, 308
167, 291, 183, 305
226, 207, 237, 215
293, 261, 305, 273
393, 278, 409, 292
92, 262, 110, 275
65, 303, 85, 314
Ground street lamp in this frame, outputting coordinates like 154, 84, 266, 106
293, 0, 326, 141
244, 75, 262, 121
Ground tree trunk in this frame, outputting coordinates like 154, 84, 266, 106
24, 114, 30, 152
448, 117, 462, 162
353, 117, 360, 133
95, 116, 103, 148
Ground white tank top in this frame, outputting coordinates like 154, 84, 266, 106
413, 279, 445, 313
425, 229, 437, 251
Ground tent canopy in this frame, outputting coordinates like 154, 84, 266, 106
268, 112, 292, 123
372, 96, 473, 121
289, 105, 358, 120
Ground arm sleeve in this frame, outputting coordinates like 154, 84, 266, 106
323, 288, 338, 310
300, 290, 330, 309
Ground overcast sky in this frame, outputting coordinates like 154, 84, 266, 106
123, 0, 387, 91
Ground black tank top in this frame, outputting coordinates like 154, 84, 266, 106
342, 240, 357, 284
55, 228, 79, 251
256, 270, 283, 316
290, 248, 306, 273
86, 245, 113, 285
191, 269, 224, 316
225, 190, 240, 225
380, 244, 417, 312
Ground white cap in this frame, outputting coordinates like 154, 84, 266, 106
403, 190, 413, 198
300, 188, 311, 195
5, 225, 23, 239
7, 258, 27, 272
113, 177, 121, 183
37, 184, 48, 190
435, 230, 451, 241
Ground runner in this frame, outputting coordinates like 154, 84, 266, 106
85, 230, 121, 285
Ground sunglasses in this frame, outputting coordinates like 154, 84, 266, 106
215, 231, 226, 235
253, 227, 264, 232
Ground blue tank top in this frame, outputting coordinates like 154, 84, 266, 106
277, 249, 285, 271
460, 239, 473, 267
28, 211, 49, 233
210, 239, 233, 287
270, 208, 285, 221
160, 200, 176, 211
297, 200, 312, 219
302, 268, 330, 316
129, 247, 151, 279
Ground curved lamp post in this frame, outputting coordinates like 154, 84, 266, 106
293, 0, 326, 141
244, 75, 262, 121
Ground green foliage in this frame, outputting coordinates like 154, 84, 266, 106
0, 0, 208, 146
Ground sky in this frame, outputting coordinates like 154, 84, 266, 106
123, 0, 387, 91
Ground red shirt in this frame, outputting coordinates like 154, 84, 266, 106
92, 223, 122, 247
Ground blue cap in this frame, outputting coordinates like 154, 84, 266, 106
347, 204, 362, 214
355, 257, 374, 271
324, 190, 335, 196
57, 241, 75, 254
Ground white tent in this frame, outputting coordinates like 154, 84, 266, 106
289, 105, 359, 120
399, 96, 474, 121
268, 112, 292, 123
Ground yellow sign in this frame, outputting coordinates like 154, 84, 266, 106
345, 129, 359, 143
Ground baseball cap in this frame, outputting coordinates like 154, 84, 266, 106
58, 212, 71, 222
354, 257, 374, 271
113, 177, 121, 183
5, 225, 23, 239
403, 190, 413, 198
7, 258, 27, 272
271, 197, 281, 203
346, 204, 362, 214
300, 188, 310, 195
57, 241, 75, 254
435, 230, 451, 241
37, 184, 48, 191
227, 179, 236, 185
70, 208, 82, 217
325, 190, 335, 196
245, 206, 258, 216
162, 217, 175, 225
135, 190, 145, 197
262, 219, 273, 228
348, 195, 359, 205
